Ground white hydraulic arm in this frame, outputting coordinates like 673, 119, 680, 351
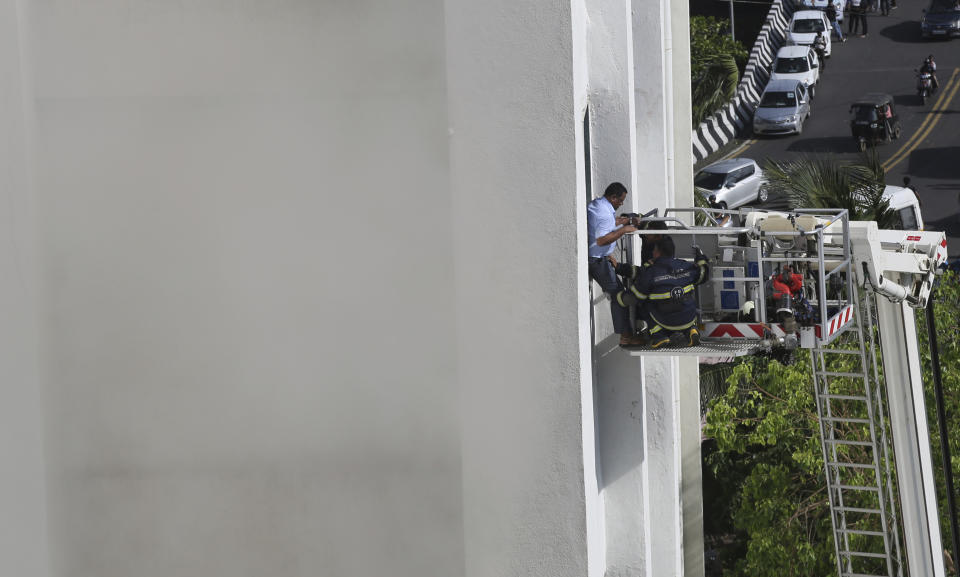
848, 220, 948, 308
849, 221, 948, 577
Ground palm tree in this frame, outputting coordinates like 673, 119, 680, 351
692, 54, 740, 127
761, 152, 896, 228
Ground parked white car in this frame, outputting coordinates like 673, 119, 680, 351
800, 0, 847, 22
770, 45, 821, 99
694, 158, 768, 209
787, 10, 832, 57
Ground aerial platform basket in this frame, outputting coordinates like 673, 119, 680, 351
616, 206, 951, 577
620, 206, 858, 357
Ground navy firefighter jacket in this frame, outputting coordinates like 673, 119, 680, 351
615, 255, 709, 331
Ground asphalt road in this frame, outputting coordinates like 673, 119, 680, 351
720, 0, 960, 256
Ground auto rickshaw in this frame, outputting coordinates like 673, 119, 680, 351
849, 93, 901, 152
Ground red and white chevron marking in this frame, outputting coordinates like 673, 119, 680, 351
937, 238, 948, 267
703, 323, 788, 340
814, 305, 855, 339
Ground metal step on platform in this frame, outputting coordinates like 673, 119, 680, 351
625, 340, 770, 358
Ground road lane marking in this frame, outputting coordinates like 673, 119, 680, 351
883, 69, 960, 171
881, 68, 959, 170
882, 68, 960, 172
720, 139, 757, 161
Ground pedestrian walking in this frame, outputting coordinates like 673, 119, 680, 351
880, 0, 890, 16
827, 0, 845, 42
849, 0, 862, 35
859, 3, 869, 35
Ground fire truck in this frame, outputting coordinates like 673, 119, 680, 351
623, 206, 950, 577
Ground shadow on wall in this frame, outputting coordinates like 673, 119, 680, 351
595, 333, 647, 490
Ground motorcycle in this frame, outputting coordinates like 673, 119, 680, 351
917, 70, 933, 105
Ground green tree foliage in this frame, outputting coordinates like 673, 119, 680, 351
761, 153, 897, 228
918, 272, 960, 576
704, 356, 837, 576
691, 16, 748, 127
704, 273, 960, 576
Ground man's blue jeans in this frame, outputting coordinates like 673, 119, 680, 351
589, 257, 630, 335
832, 20, 844, 40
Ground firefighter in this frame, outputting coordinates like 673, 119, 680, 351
615, 236, 709, 349
639, 219, 668, 263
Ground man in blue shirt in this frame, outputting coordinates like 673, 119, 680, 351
588, 182, 643, 347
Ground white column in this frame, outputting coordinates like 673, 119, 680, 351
445, 0, 595, 575
597, 350, 653, 576
33, 2, 463, 577
587, 0, 637, 196
668, 0, 702, 571
628, 0, 702, 574
0, 0, 49, 575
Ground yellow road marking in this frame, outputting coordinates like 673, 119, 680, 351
721, 139, 757, 161
882, 68, 958, 169
882, 68, 960, 172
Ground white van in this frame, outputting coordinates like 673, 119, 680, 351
883, 185, 924, 230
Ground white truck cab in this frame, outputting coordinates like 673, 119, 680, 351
884, 184, 924, 230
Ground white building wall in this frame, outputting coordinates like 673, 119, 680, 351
30, 2, 461, 576
0, 1, 49, 575
0, 1, 700, 576
445, 0, 597, 574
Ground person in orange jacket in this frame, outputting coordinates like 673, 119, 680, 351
772, 265, 803, 300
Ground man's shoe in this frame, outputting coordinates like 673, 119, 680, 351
619, 334, 647, 348
650, 334, 671, 349
668, 332, 688, 348
687, 327, 701, 347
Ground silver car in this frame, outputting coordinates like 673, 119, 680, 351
694, 158, 767, 209
752, 78, 812, 136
